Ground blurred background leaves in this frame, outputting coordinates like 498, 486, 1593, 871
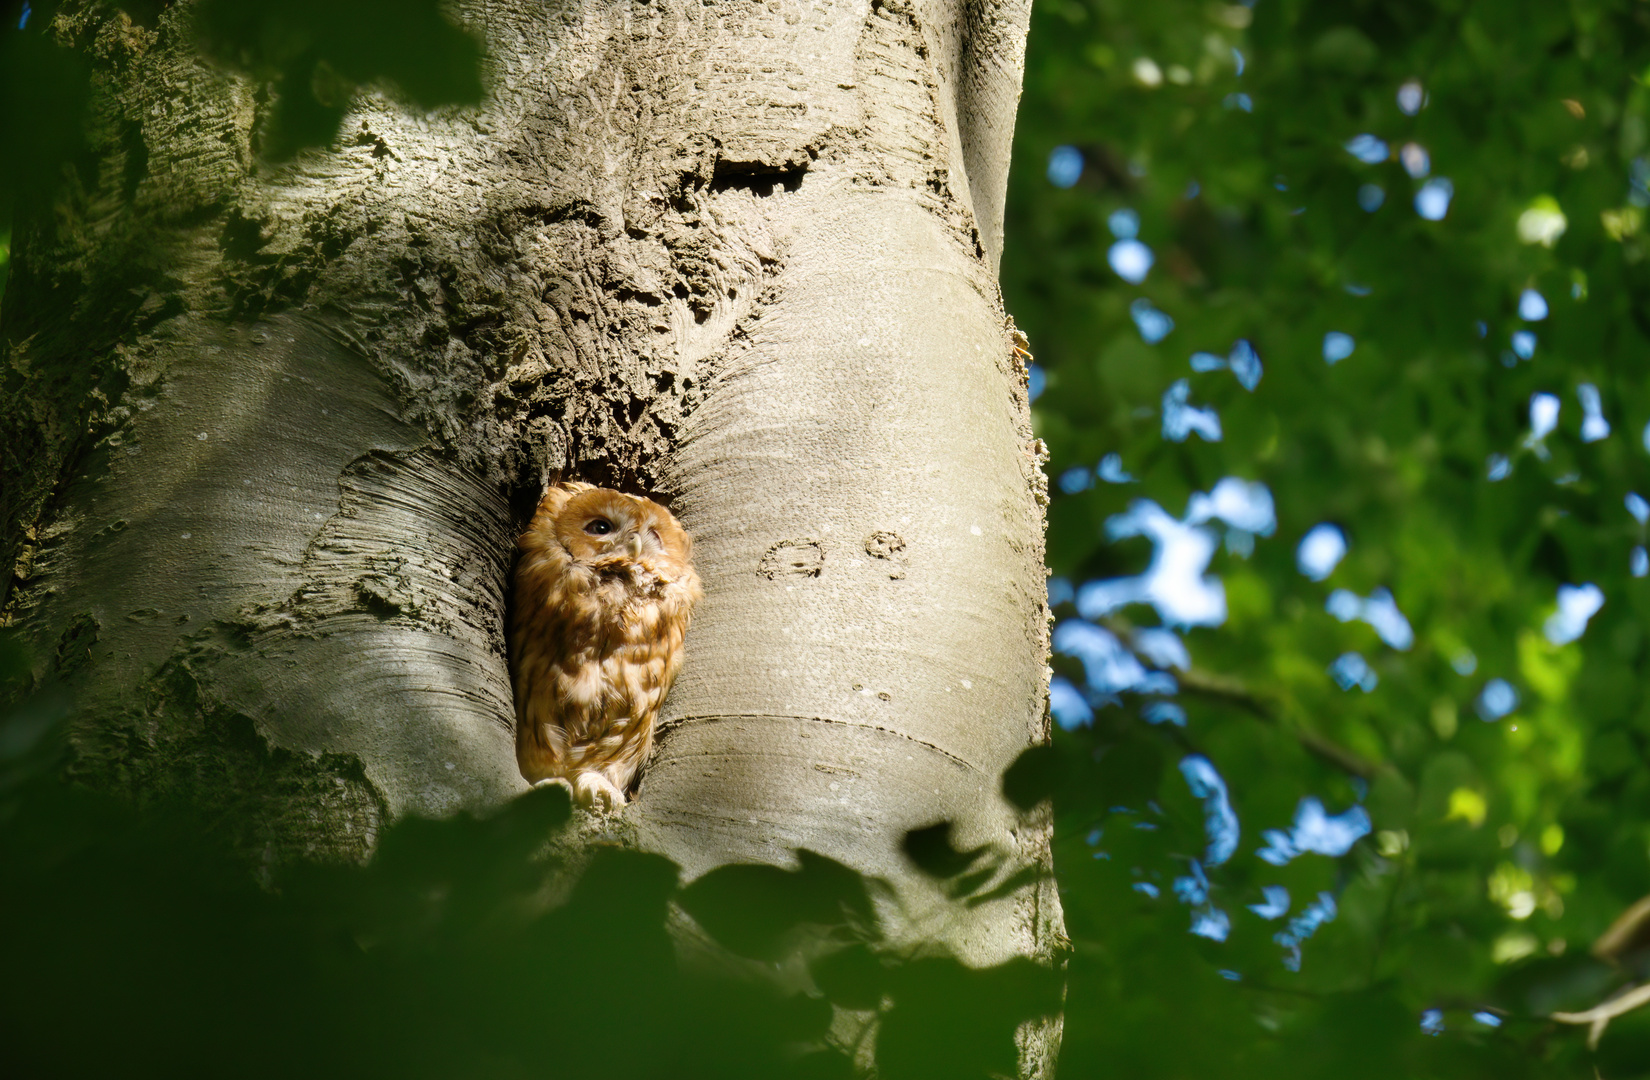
1003, 0, 1650, 1074
0, 0, 484, 201
191, 0, 484, 160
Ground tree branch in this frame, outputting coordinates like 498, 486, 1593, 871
1552, 981, 1650, 1049
1101, 618, 1381, 779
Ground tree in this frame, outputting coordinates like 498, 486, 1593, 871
0, 0, 1062, 1076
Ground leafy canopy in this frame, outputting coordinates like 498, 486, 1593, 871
1004, 0, 1650, 1074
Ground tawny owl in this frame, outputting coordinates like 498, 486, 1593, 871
509, 482, 702, 810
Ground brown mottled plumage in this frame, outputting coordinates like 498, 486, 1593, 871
509, 482, 701, 809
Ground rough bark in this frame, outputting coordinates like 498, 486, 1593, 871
3, 0, 1061, 1070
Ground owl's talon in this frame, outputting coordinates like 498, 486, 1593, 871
572, 772, 628, 812
533, 777, 575, 799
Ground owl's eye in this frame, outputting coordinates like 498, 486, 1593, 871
584, 518, 614, 536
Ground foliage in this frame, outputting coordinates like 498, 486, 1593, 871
191, 0, 484, 159
0, 1, 92, 203
1003, 0, 1650, 1075
0, 637, 1057, 1080
0, 0, 483, 187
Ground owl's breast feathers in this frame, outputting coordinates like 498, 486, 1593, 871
514, 527, 698, 648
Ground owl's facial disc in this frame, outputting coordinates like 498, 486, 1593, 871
549, 487, 683, 574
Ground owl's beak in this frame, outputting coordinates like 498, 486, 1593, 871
625, 534, 644, 560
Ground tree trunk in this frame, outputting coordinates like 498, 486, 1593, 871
3, 0, 1061, 1071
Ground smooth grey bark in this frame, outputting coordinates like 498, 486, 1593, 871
3, 0, 1061, 1070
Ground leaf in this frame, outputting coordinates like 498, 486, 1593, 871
901, 820, 989, 880
192, 0, 485, 159
1002, 741, 1061, 810
0, 8, 94, 201
811, 942, 887, 1009
877, 957, 1062, 1080
677, 848, 878, 960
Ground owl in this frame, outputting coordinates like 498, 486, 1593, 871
509, 481, 701, 810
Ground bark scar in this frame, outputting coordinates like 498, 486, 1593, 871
657, 712, 977, 771
758, 538, 825, 579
